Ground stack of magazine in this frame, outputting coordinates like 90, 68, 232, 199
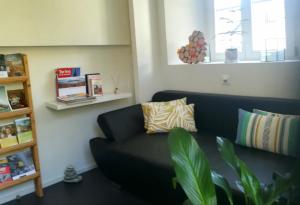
0, 117, 33, 149
0, 149, 36, 184
0, 85, 28, 113
57, 94, 95, 104
55, 67, 96, 104
0, 53, 26, 78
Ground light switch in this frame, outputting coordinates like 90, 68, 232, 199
222, 74, 230, 85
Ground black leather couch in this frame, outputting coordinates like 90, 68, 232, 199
90, 90, 300, 204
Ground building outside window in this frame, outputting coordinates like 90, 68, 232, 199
211, 0, 288, 62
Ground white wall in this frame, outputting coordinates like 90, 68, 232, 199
163, 0, 206, 64
129, 0, 164, 102
162, 62, 300, 99
0, 0, 130, 46
0, 46, 134, 203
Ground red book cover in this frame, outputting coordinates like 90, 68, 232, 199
55, 67, 81, 97
0, 158, 12, 184
55, 67, 80, 78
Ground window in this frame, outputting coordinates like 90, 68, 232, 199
214, 0, 243, 53
210, 0, 291, 61
162, 0, 298, 64
251, 0, 286, 51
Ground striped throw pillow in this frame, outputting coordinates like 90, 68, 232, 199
236, 109, 300, 157
142, 98, 187, 129
253, 109, 300, 118
147, 104, 197, 134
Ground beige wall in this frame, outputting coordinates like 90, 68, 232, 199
0, 1, 134, 202
0, 0, 130, 46
0, 46, 134, 203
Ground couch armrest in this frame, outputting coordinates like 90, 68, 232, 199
97, 104, 145, 142
89, 137, 111, 166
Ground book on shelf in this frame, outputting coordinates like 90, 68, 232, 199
4, 53, 25, 77
85, 73, 99, 94
85, 73, 103, 97
90, 78, 103, 97
7, 89, 28, 110
56, 76, 86, 97
0, 122, 18, 148
55, 67, 85, 96
15, 117, 33, 144
55, 67, 96, 104
0, 158, 12, 184
0, 55, 8, 78
7, 149, 36, 180
0, 85, 12, 113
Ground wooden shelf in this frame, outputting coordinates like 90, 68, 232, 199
0, 54, 43, 197
46, 92, 132, 110
0, 173, 39, 191
0, 76, 27, 84
0, 108, 32, 120
0, 141, 35, 155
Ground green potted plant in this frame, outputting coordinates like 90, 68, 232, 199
168, 128, 299, 205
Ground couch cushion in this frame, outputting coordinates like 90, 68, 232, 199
142, 97, 187, 129
103, 132, 296, 194
236, 109, 300, 157
97, 104, 145, 142
106, 133, 173, 168
147, 104, 197, 134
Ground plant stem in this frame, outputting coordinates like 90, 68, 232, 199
245, 195, 249, 205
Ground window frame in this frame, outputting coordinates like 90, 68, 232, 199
207, 0, 294, 62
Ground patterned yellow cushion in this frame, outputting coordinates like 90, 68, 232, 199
142, 98, 187, 129
147, 104, 197, 134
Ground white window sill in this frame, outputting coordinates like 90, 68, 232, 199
168, 60, 300, 66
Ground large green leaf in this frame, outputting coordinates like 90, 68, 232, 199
168, 128, 217, 205
216, 137, 238, 170
183, 199, 193, 205
263, 172, 292, 205
216, 137, 263, 205
238, 159, 264, 205
211, 171, 234, 205
263, 168, 300, 205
